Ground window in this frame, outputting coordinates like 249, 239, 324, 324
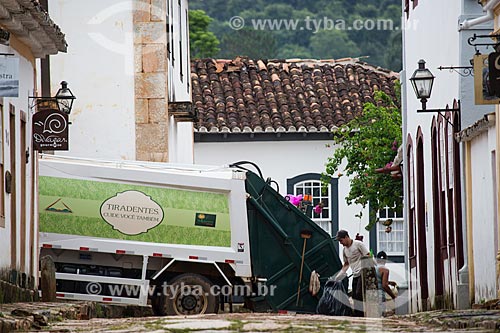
438, 121, 448, 254
178, 0, 183, 82
9, 104, 16, 268
446, 119, 455, 247
166, 0, 171, 57
294, 180, 331, 234
20, 111, 26, 271
167, 0, 191, 102
453, 113, 464, 269
447, 122, 454, 189
377, 206, 404, 255
169, 0, 175, 64
416, 130, 429, 300
287, 173, 338, 236
440, 122, 446, 186
407, 137, 416, 262
184, 7, 190, 93
409, 147, 415, 210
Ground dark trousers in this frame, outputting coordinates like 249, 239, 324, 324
352, 275, 364, 317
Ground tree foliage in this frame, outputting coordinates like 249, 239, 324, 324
322, 91, 403, 230
189, 0, 401, 70
189, 10, 220, 59
219, 29, 278, 59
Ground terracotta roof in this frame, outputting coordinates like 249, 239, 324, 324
0, 0, 67, 57
456, 112, 495, 142
191, 57, 399, 134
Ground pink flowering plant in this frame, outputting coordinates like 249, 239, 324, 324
322, 90, 403, 230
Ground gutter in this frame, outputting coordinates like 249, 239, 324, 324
460, 0, 500, 30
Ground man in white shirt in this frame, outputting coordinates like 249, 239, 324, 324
335, 229, 371, 317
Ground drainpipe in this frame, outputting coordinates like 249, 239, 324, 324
460, 0, 500, 30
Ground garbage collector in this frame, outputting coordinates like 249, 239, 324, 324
334, 229, 371, 317
375, 251, 398, 316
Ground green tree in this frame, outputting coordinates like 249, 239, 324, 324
189, 10, 220, 59
277, 44, 312, 59
323, 90, 402, 230
219, 29, 278, 59
189, 0, 402, 70
310, 30, 361, 59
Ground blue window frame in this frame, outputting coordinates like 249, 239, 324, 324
287, 173, 338, 236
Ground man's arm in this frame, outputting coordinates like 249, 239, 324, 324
380, 268, 396, 299
341, 261, 349, 273
334, 260, 350, 280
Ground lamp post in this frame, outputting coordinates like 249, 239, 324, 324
409, 59, 461, 131
410, 60, 435, 111
29, 81, 76, 114
54, 81, 76, 114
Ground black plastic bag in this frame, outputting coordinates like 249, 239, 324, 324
316, 277, 352, 316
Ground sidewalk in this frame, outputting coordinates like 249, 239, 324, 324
0, 301, 153, 332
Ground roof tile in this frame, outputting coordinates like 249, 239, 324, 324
192, 58, 398, 133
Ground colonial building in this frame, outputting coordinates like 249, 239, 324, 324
47, 0, 193, 162
460, 0, 500, 305
402, 0, 496, 311
190, 57, 407, 286
0, 0, 66, 301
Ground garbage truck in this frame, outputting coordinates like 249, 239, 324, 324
39, 155, 343, 315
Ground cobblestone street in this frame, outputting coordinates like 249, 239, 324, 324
0, 302, 499, 332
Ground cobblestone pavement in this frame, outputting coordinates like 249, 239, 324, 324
33, 312, 499, 332
0, 302, 499, 332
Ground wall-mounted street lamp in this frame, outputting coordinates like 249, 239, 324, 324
409, 59, 461, 131
30, 81, 76, 152
29, 81, 76, 114
54, 81, 76, 114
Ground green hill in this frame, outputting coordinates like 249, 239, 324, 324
189, 0, 402, 71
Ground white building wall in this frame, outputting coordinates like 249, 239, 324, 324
168, 0, 191, 103
403, 2, 461, 309
0, 45, 37, 277
470, 127, 498, 302
196, 141, 369, 256
169, 119, 194, 163
48, 0, 136, 160
195, 139, 407, 286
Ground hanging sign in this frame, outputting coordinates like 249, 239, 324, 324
32, 109, 69, 151
488, 52, 500, 98
0, 57, 19, 97
474, 54, 500, 105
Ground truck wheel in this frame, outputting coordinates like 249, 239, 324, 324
157, 273, 219, 316
151, 290, 163, 316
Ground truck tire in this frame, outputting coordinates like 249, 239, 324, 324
154, 273, 219, 316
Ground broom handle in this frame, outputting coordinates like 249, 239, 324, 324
296, 238, 307, 306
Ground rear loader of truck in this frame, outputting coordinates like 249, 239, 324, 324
39, 155, 343, 315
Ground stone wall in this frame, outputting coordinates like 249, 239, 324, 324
0, 269, 38, 304
134, 0, 169, 162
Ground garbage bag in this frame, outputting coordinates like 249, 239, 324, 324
316, 277, 352, 316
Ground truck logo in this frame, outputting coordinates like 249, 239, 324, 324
194, 213, 216, 228
45, 198, 73, 213
100, 191, 164, 235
